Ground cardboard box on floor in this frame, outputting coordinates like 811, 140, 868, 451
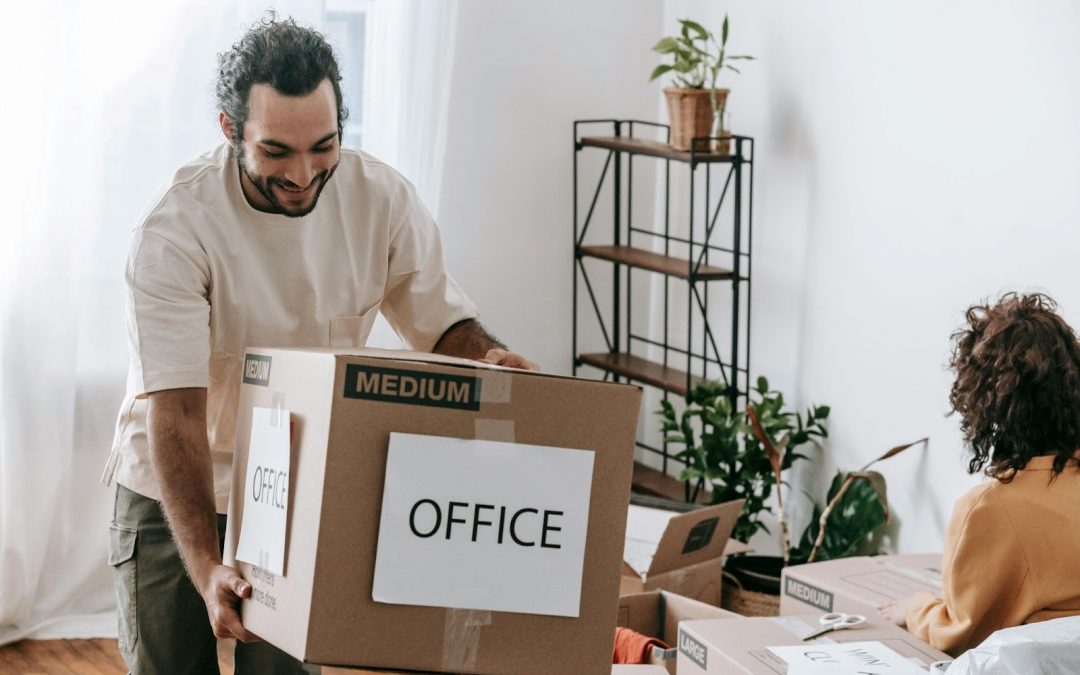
675, 613, 950, 674
617, 590, 739, 675
222, 347, 642, 675
779, 554, 942, 617
620, 500, 751, 606
329, 666, 669, 675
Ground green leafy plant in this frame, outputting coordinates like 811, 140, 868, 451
788, 472, 887, 564
649, 16, 754, 130
658, 376, 828, 544
785, 439, 927, 565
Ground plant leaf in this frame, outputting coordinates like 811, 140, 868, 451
721, 14, 729, 46
849, 470, 889, 519
649, 64, 674, 82
862, 437, 927, 470
652, 37, 681, 54
681, 19, 710, 41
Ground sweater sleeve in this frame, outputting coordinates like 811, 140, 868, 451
906, 484, 1033, 656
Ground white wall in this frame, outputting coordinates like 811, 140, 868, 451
438, 0, 665, 373
666, 0, 1080, 553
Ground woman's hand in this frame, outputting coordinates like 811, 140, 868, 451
877, 596, 914, 628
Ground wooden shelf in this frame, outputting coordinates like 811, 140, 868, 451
631, 461, 711, 505
578, 245, 733, 281
578, 352, 704, 397
579, 136, 741, 164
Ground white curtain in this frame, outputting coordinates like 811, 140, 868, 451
362, 0, 460, 349
362, 0, 458, 215
0, 0, 457, 645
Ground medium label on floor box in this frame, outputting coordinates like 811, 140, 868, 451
372, 432, 595, 617
785, 577, 834, 612
342, 364, 481, 410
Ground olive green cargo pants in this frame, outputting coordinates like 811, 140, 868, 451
109, 484, 320, 675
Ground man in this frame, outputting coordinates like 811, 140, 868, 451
102, 15, 536, 675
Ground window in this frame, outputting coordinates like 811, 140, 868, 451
324, 0, 373, 148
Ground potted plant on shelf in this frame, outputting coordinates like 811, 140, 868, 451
659, 377, 925, 616
649, 15, 753, 153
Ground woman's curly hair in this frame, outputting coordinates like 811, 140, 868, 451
216, 12, 348, 144
949, 293, 1080, 481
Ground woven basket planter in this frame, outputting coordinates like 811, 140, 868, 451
721, 574, 780, 616
664, 87, 729, 151
720, 555, 782, 617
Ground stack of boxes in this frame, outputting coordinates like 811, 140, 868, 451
223, 346, 949, 674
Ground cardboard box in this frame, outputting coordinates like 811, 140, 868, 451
780, 554, 942, 617
617, 590, 739, 674
223, 347, 642, 675
675, 613, 950, 674
620, 500, 750, 606
332, 664, 668, 674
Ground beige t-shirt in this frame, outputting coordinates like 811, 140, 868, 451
103, 143, 479, 512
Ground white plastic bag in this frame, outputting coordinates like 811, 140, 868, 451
945, 616, 1080, 674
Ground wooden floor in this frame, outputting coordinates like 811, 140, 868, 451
0, 638, 235, 674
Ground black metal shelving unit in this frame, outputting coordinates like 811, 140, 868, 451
572, 119, 754, 502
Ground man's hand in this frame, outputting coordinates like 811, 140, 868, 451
147, 388, 260, 643
433, 319, 539, 370
479, 348, 539, 371
198, 564, 261, 642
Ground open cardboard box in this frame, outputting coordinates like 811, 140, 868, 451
617, 590, 739, 674
223, 347, 642, 675
779, 554, 942, 617
620, 498, 750, 606
331, 666, 669, 675
675, 613, 950, 674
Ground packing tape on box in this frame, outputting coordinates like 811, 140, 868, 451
441, 607, 492, 672
270, 390, 286, 428
474, 419, 516, 443
478, 369, 513, 404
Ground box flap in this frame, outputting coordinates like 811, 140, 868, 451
647, 499, 744, 576
617, 591, 662, 637
724, 539, 752, 556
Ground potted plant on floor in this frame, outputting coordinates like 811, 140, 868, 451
659, 377, 826, 614
659, 377, 925, 616
649, 15, 753, 152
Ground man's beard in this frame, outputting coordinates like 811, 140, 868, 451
237, 150, 338, 218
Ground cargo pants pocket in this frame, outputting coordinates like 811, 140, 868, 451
108, 524, 138, 652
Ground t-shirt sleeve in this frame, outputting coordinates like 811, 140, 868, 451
125, 229, 211, 397
905, 485, 1033, 656
379, 187, 480, 353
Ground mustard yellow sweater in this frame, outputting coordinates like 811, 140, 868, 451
906, 455, 1080, 656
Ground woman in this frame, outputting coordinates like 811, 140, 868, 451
880, 293, 1080, 656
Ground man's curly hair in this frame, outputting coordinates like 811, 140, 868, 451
949, 292, 1080, 481
216, 12, 348, 144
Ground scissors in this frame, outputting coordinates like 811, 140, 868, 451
801, 612, 867, 641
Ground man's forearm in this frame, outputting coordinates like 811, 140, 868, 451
147, 390, 221, 592
433, 318, 506, 360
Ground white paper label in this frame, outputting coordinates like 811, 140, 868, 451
235, 407, 291, 576
372, 432, 595, 617
768, 641, 927, 674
